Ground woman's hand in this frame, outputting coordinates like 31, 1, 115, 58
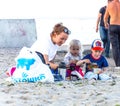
48, 62, 58, 70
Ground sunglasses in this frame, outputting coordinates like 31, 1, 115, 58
63, 28, 71, 35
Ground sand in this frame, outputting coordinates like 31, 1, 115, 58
0, 48, 120, 106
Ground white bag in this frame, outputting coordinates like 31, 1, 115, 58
11, 47, 54, 83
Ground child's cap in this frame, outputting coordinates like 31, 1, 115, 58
91, 39, 104, 51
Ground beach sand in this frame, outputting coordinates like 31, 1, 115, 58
0, 48, 120, 106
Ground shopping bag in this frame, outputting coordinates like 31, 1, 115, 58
11, 47, 54, 83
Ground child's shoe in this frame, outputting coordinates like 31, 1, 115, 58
66, 77, 71, 81
6, 66, 16, 76
71, 70, 83, 79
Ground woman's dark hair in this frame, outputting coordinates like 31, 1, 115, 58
51, 23, 71, 36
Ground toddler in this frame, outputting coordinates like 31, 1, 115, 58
64, 39, 84, 80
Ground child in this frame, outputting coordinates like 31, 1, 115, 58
64, 39, 84, 80
76, 39, 111, 81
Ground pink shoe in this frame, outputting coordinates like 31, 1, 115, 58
6, 66, 16, 76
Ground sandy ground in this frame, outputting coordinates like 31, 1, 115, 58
0, 48, 120, 106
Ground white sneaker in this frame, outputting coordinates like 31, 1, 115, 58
114, 67, 120, 70
88, 79, 96, 84
71, 70, 83, 79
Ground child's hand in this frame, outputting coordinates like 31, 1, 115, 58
98, 68, 108, 74
66, 64, 70, 69
98, 71, 102, 74
76, 59, 91, 66
83, 59, 91, 64
69, 60, 77, 64
98, 70, 103, 74
93, 68, 102, 74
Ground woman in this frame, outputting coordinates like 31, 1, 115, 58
31, 23, 71, 81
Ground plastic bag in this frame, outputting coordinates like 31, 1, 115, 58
11, 47, 54, 83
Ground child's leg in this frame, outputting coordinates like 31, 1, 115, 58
66, 69, 71, 77
84, 72, 98, 80
71, 70, 83, 79
75, 66, 84, 78
66, 69, 72, 80
99, 73, 111, 81
77, 68, 84, 77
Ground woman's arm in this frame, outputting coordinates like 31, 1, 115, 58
44, 54, 58, 69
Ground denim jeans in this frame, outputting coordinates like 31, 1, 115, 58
51, 68, 59, 74
99, 26, 110, 57
51, 68, 63, 81
109, 25, 120, 66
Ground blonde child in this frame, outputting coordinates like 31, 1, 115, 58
76, 39, 111, 81
64, 39, 84, 80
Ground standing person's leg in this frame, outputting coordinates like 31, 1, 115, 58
99, 26, 109, 57
109, 25, 120, 66
105, 29, 110, 57
117, 28, 120, 66
99, 26, 106, 48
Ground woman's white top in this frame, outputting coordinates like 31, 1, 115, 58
31, 35, 59, 61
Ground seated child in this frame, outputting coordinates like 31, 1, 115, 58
64, 39, 84, 80
76, 39, 111, 81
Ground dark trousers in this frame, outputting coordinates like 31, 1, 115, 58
109, 25, 120, 66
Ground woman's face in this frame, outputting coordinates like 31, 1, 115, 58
54, 32, 69, 46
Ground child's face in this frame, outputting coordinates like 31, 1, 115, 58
91, 49, 103, 59
70, 45, 80, 56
